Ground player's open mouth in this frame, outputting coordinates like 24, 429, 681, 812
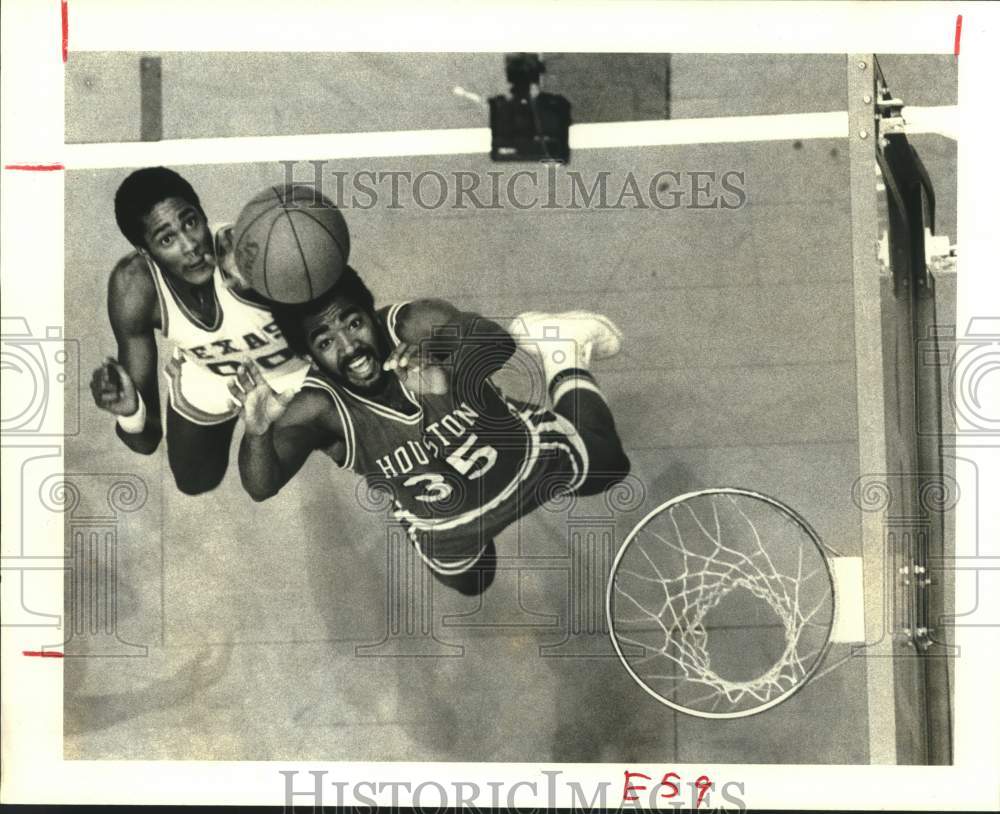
345, 354, 377, 380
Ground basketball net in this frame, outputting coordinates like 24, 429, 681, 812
607, 489, 837, 719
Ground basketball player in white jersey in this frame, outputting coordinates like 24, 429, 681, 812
89, 167, 309, 495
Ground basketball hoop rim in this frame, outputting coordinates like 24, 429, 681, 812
605, 486, 838, 720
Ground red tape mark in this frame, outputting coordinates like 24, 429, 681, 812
23, 651, 64, 658
62, 0, 68, 63
4, 163, 65, 171
954, 14, 963, 57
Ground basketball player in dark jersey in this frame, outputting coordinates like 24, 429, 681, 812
89, 167, 309, 495
230, 267, 630, 595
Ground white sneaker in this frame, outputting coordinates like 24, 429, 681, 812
509, 311, 623, 372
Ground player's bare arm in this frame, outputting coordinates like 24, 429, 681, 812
386, 299, 516, 394
232, 362, 343, 501
90, 253, 164, 454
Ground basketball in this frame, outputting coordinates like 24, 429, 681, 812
232, 185, 350, 303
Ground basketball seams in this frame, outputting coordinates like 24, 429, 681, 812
283, 210, 315, 301
232, 198, 278, 238
234, 185, 349, 303
286, 207, 349, 268
235, 187, 294, 300
261, 204, 283, 299
232, 195, 285, 261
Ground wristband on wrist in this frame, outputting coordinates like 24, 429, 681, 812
116, 391, 147, 434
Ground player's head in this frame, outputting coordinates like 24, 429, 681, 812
273, 267, 387, 392
114, 167, 214, 287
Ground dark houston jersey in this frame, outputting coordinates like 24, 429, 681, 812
302, 303, 587, 552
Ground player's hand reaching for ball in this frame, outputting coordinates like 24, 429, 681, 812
215, 225, 249, 290
90, 358, 140, 416
229, 360, 295, 436
384, 341, 449, 397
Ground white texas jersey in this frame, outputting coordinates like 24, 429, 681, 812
144, 224, 309, 425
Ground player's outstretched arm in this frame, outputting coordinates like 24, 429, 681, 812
232, 363, 340, 501
390, 298, 517, 387
94, 255, 164, 454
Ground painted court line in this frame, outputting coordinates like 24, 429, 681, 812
61, 106, 958, 170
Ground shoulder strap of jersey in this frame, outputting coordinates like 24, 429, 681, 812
138, 252, 172, 338
301, 369, 356, 471
382, 301, 412, 347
